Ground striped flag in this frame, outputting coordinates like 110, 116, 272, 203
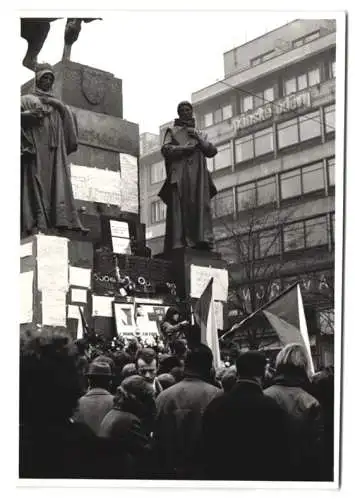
193, 278, 221, 369
221, 282, 314, 374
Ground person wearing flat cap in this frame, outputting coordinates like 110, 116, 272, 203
159, 101, 218, 253
73, 361, 114, 435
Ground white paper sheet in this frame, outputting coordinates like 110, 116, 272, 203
68, 304, 82, 319
69, 267, 91, 288
42, 291, 67, 326
190, 265, 228, 302
92, 295, 114, 317
20, 271, 33, 324
71, 288, 87, 303
114, 303, 136, 334
20, 242, 33, 258
110, 220, 130, 238
112, 237, 131, 255
213, 301, 224, 330
120, 154, 139, 213
37, 235, 69, 291
70, 164, 122, 206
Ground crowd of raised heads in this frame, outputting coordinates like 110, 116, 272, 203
19, 328, 334, 482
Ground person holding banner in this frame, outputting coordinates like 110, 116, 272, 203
264, 343, 324, 481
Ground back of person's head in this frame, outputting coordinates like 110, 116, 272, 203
86, 360, 112, 389
236, 351, 267, 380
221, 366, 237, 392
185, 343, 213, 378
94, 354, 115, 370
20, 331, 81, 426
170, 365, 184, 382
121, 362, 137, 381
275, 343, 312, 380
114, 375, 156, 420
157, 373, 176, 390
158, 355, 181, 374
126, 338, 139, 355
135, 347, 157, 367
174, 339, 187, 358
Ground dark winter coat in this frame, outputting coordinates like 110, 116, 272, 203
202, 378, 291, 481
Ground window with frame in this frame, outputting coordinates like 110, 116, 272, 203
214, 143, 231, 170
235, 134, 254, 163
254, 127, 274, 156
214, 108, 223, 124
284, 67, 320, 95
299, 111, 321, 141
302, 162, 325, 193
257, 229, 281, 258
324, 104, 335, 134
280, 169, 302, 199
283, 221, 305, 251
222, 104, 233, 120
254, 87, 275, 108
237, 183, 257, 211
151, 200, 166, 224
330, 60, 336, 79
213, 188, 234, 218
330, 212, 335, 246
204, 112, 213, 128
277, 110, 321, 149
305, 31, 320, 43
150, 161, 166, 184
304, 216, 328, 247
327, 157, 335, 187
242, 95, 253, 113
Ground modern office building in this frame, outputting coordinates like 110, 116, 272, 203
139, 19, 336, 366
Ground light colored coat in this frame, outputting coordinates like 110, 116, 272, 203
74, 388, 114, 435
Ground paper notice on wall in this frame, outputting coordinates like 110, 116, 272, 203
69, 267, 91, 289
110, 220, 129, 238
120, 154, 139, 213
70, 164, 122, 206
71, 288, 87, 303
20, 241, 33, 258
214, 301, 224, 330
42, 291, 67, 326
190, 265, 228, 302
37, 235, 69, 291
20, 271, 33, 324
68, 304, 82, 319
92, 295, 114, 317
112, 237, 131, 255
114, 303, 136, 334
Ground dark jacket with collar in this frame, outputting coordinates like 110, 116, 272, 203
74, 387, 114, 435
201, 378, 291, 481
154, 375, 221, 479
264, 373, 324, 481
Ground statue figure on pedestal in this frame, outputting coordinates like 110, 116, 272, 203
21, 63, 87, 236
159, 101, 218, 253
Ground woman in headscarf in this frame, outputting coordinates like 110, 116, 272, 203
21, 63, 87, 236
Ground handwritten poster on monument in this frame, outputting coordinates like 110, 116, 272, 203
42, 291, 67, 327
120, 154, 139, 214
20, 271, 33, 324
190, 265, 228, 302
70, 164, 122, 206
37, 235, 69, 291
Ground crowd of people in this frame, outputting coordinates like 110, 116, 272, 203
19, 321, 334, 482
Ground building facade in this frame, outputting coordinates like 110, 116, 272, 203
139, 19, 336, 366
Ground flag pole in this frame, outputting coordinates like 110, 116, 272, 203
221, 281, 300, 341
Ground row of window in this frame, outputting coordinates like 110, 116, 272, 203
215, 212, 335, 263
150, 105, 334, 184
234, 105, 334, 163
202, 60, 335, 128
150, 157, 334, 224
212, 157, 335, 218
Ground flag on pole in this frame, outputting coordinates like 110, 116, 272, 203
261, 283, 314, 374
79, 306, 89, 339
193, 277, 221, 369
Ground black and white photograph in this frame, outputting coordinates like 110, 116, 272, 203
7, 2, 353, 495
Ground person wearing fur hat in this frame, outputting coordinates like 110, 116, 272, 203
159, 101, 218, 253
21, 63, 87, 236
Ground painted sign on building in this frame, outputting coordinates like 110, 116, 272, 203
233, 91, 311, 132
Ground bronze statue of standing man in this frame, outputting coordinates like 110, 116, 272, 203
159, 101, 218, 253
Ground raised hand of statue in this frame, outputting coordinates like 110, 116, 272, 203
187, 127, 201, 141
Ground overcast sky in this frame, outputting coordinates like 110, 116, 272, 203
20, 12, 295, 134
